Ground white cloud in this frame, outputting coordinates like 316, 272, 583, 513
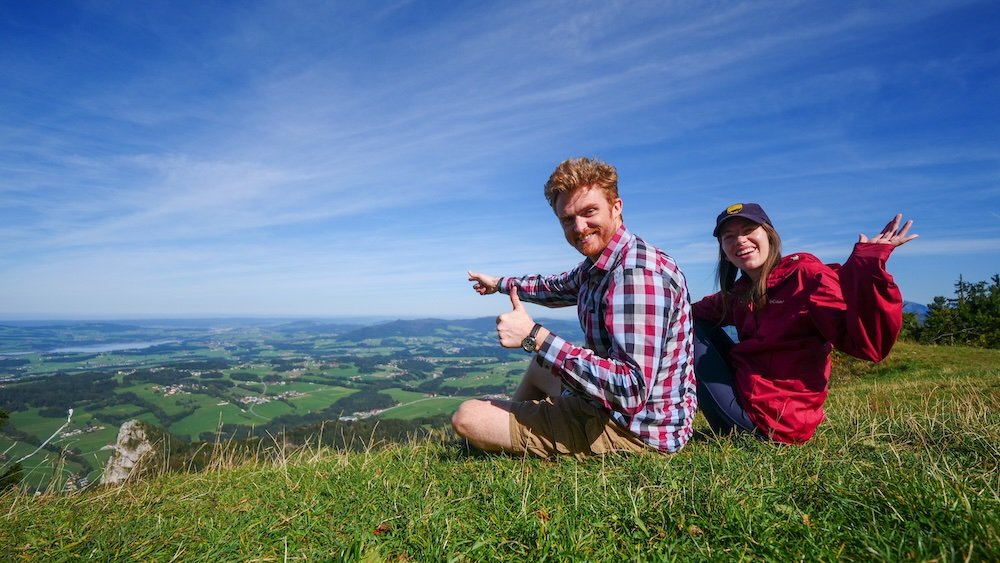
0, 0, 996, 317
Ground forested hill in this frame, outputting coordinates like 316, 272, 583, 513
903, 301, 929, 321
339, 317, 585, 343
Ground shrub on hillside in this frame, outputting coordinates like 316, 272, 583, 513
913, 274, 1000, 348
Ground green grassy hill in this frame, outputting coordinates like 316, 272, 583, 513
2, 342, 998, 561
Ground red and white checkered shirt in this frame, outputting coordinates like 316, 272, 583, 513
499, 225, 696, 452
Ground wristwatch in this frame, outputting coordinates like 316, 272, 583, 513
521, 323, 543, 353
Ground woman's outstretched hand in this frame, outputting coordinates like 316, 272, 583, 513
859, 214, 918, 247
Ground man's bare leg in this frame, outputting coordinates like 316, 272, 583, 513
451, 399, 517, 452
453, 359, 562, 453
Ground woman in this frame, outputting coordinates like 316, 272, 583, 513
692, 202, 917, 443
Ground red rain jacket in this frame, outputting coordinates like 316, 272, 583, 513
692, 243, 902, 443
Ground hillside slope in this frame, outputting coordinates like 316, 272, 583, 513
2, 342, 998, 561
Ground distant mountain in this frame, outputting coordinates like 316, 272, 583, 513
270, 320, 370, 336
341, 317, 585, 343
0, 321, 143, 331
903, 301, 929, 322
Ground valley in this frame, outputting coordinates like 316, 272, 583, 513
0, 317, 583, 490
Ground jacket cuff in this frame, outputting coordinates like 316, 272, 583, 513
852, 242, 895, 259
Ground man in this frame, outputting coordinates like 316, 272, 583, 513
453, 157, 696, 457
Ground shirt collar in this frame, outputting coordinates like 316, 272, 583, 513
592, 224, 632, 271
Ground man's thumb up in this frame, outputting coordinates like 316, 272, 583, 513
509, 286, 524, 311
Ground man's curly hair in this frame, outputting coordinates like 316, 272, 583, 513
543, 157, 619, 210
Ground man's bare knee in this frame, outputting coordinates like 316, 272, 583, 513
451, 399, 480, 438
451, 399, 514, 451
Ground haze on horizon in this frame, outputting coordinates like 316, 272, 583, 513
2, 1, 998, 320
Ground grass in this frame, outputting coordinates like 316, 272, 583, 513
2, 342, 998, 560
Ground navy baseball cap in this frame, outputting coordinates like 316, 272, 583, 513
713, 203, 772, 237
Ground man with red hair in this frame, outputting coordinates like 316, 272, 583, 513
455, 157, 696, 457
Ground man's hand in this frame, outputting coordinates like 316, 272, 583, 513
468, 270, 500, 295
496, 287, 536, 348
859, 214, 918, 247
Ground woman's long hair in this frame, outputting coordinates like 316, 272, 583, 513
716, 222, 783, 314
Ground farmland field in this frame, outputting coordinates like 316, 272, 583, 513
380, 397, 468, 419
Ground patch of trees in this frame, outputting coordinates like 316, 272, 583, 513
442, 367, 473, 378
0, 371, 117, 411
330, 389, 397, 415
271, 358, 303, 372
123, 368, 194, 386
353, 355, 391, 374
199, 371, 224, 379
904, 274, 999, 348
0, 357, 30, 368
42, 353, 101, 363
230, 372, 261, 382
200, 379, 234, 392
163, 359, 230, 371
416, 378, 444, 394
296, 374, 349, 386
398, 358, 434, 376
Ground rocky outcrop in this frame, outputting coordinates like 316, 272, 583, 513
100, 420, 163, 485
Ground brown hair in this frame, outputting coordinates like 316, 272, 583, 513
544, 157, 620, 210
717, 222, 783, 313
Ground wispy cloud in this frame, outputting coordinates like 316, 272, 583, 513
0, 0, 996, 317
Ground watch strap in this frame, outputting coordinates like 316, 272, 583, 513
528, 323, 542, 339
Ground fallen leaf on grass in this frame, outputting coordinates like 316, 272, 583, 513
373, 522, 392, 535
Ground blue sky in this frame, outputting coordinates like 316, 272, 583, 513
1, 0, 998, 321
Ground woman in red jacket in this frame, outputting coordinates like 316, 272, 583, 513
692, 203, 917, 443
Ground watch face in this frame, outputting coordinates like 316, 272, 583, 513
520, 336, 536, 353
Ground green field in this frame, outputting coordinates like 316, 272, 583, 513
0, 408, 110, 489
0, 438, 93, 490
382, 388, 429, 404
380, 397, 468, 419
287, 386, 357, 411
168, 403, 261, 439
441, 366, 517, 389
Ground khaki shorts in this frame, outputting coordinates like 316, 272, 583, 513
509, 395, 654, 458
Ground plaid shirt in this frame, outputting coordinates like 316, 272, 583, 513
499, 225, 696, 452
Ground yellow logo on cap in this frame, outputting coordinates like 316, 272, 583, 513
726, 203, 743, 215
